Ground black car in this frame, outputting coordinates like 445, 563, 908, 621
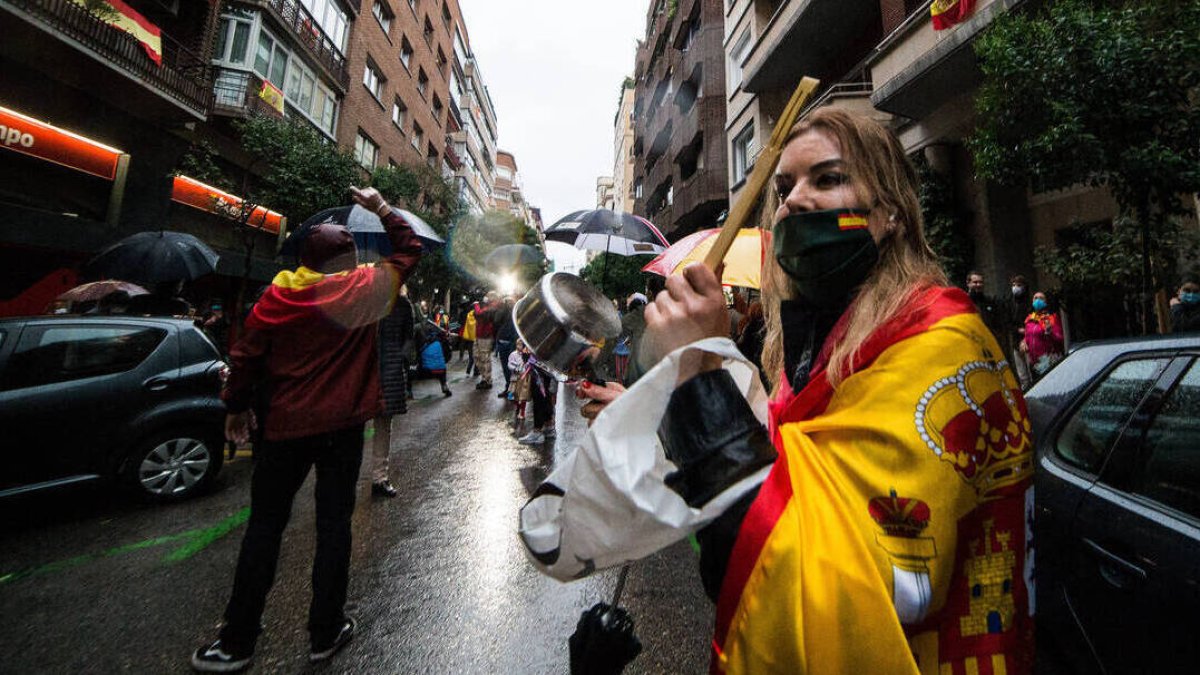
0, 315, 227, 502
1026, 334, 1200, 673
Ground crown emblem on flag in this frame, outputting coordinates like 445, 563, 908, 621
868, 490, 931, 538
915, 360, 1033, 498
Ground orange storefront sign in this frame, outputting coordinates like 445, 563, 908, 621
171, 175, 285, 234
0, 105, 126, 180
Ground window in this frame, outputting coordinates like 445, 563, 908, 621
392, 97, 408, 129
253, 31, 288, 87
214, 11, 252, 65
427, 143, 438, 168
412, 122, 424, 149
1056, 359, 1169, 474
432, 95, 443, 125
417, 68, 429, 97
441, 1, 451, 27
400, 36, 414, 69
732, 123, 755, 183
436, 47, 448, 77
2, 326, 166, 390
372, 0, 392, 34
423, 16, 434, 45
634, 178, 643, 199
1129, 362, 1200, 519
354, 131, 379, 169
299, 0, 348, 51
728, 29, 751, 92
363, 60, 384, 100
408, 0, 416, 11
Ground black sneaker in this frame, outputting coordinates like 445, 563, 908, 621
442, 388, 453, 398
371, 481, 397, 498
497, 389, 510, 398
310, 617, 356, 663
475, 381, 491, 390
191, 639, 252, 673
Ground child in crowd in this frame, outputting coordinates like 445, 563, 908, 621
509, 340, 532, 431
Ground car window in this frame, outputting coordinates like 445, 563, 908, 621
2, 325, 167, 390
1131, 361, 1200, 520
1055, 358, 1169, 474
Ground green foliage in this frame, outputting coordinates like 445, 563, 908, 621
914, 154, 972, 285
970, 0, 1200, 330
177, 140, 234, 192
81, 0, 120, 22
667, 0, 677, 20
580, 253, 655, 300
235, 114, 362, 225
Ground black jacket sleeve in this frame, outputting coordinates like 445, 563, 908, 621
657, 368, 776, 602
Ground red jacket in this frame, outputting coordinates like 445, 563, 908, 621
473, 301, 498, 339
222, 211, 422, 441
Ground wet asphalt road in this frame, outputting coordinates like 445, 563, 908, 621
0, 365, 713, 674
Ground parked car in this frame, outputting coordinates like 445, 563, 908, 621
1026, 334, 1200, 674
0, 315, 227, 502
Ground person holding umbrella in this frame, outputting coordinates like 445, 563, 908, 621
547, 109, 1034, 674
190, 187, 422, 673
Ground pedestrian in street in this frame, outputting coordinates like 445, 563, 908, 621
1171, 281, 1200, 333
1005, 275, 1033, 388
518, 351, 555, 445
190, 187, 422, 673
509, 340, 532, 431
558, 109, 1034, 673
728, 290, 747, 339
1022, 290, 1064, 382
495, 295, 519, 398
411, 325, 453, 397
966, 271, 1008, 350
458, 302, 476, 373
371, 293, 414, 498
201, 301, 229, 359
473, 292, 497, 390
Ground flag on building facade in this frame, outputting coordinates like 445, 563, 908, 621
931, 0, 975, 30
72, 0, 163, 65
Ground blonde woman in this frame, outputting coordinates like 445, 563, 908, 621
576, 109, 1035, 673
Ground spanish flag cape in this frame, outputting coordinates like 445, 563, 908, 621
713, 286, 1035, 675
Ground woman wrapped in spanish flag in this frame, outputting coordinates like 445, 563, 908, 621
571, 109, 1035, 674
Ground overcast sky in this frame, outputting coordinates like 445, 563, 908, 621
457, 0, 649, 272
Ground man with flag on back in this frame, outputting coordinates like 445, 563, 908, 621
190, 187, 422, 673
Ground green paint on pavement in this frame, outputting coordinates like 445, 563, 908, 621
0, 507, 251, 585
162, 507, 251, 563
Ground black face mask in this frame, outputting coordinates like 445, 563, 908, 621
773, 208, 879, 308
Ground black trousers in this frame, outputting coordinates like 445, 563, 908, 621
532, 371, 553, 428
220, 425, 364, 651
496, 339, 516, 388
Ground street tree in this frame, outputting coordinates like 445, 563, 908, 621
969, 0, 1200, 333
580, 253, 655, 301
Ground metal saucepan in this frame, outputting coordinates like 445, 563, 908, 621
514, 272, 621, 381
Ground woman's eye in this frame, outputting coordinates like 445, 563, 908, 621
816, 172, 849, 188
774, 179, 793, 200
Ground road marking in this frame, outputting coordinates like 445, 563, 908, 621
0, 507, 251, 585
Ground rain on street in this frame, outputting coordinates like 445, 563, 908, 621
0, 372, 713, 673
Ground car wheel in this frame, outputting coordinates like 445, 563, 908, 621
125, 428, 223, 502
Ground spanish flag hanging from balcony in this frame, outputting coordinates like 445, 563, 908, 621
931, 0, 975, 30
72, 0, 163, 65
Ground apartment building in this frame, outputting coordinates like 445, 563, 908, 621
631, 0, 730, 241
494, 149, 537, 226
339, 0, 461, 176
612, 82, 636, 213
596, 176, 616, 211
452, 55, 500, 214
0, 0, 269, 312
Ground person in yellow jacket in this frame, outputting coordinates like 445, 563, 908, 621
460, 304, 477, 374
578, 108, 1034, 674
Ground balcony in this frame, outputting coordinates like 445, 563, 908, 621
211, 68, 285, 118
254, 0, 350, 91
870, 0, 1026, 119
2, 0, 212, 120
741, 0, 881, 94
672, 170, 727, 235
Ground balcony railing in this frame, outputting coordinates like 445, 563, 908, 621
8, 0, 211, 116
260, 0, 350, 90
211, 67, 284, 118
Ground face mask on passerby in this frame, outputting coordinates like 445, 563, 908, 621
772, 208, 879, 308
1012, 285, 1026, 298
1182, 292, 1200, 305
1032, 298, 1047, 312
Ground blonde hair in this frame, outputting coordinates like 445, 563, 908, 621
760, 108, 946, 391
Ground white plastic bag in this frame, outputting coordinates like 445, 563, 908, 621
519, 337, 771, 581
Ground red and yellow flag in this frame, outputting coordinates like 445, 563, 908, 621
714, 287, 1034, 674
73, 0, 162, 65
931, 0, 975, 30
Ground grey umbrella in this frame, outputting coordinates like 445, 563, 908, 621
280, 204, 446, 258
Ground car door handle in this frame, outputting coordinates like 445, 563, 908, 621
1082, 538, 1148, 588
143, 377, 172, 391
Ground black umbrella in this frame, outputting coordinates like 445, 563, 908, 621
280, 204, 446, 258
484, 244, 545, 270
87, 231, 219, 283
568, 566, 641, 674
544, 210, 669, 256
